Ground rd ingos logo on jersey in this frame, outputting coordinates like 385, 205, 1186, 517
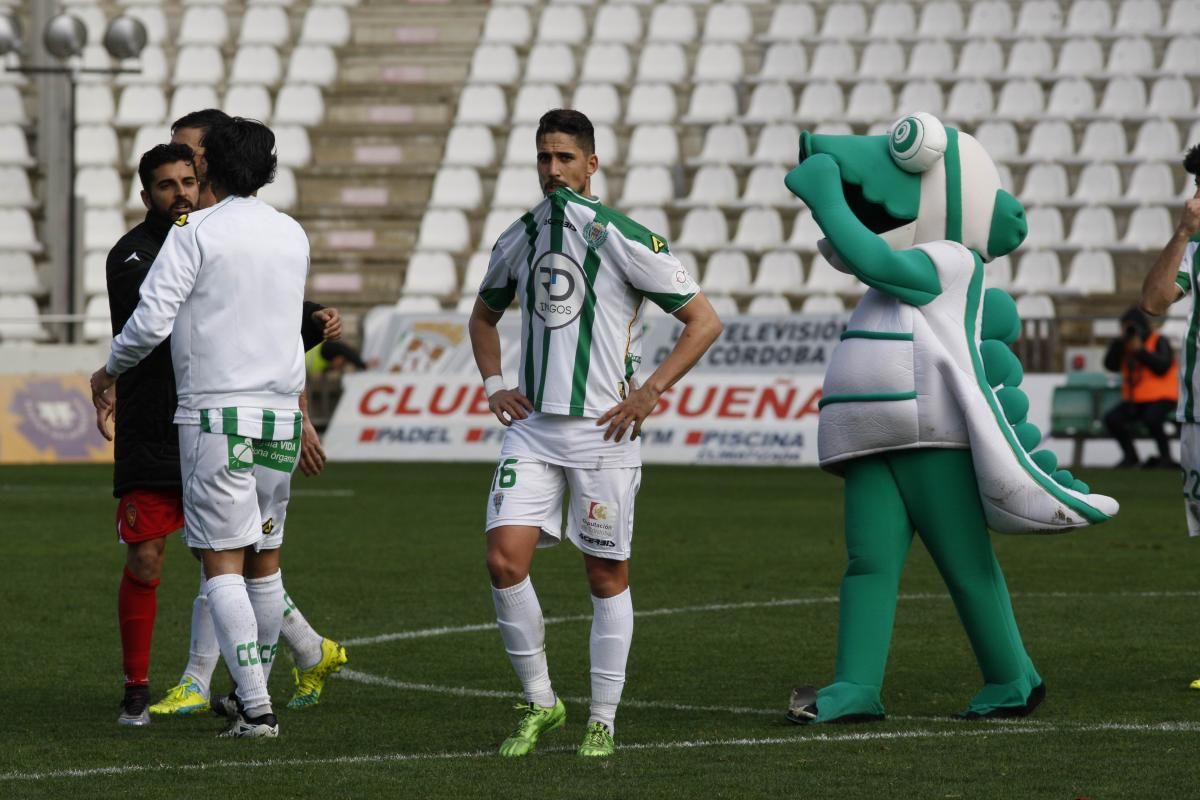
533, 251, 587, 329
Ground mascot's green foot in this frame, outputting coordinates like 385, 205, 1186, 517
786, 683, 886, 725
959, 682, 1046, 720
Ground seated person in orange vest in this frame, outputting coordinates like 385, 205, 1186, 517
1103, 306, 1180, 468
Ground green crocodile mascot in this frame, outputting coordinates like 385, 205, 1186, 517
784, 112, 1119, 724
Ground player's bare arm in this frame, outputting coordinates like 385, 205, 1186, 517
598, 294, 723, 442
298, 389, 326, 477
469, 297, 533, 426
1142, 186, 1200, 315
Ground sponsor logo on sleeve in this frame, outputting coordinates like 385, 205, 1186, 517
174, 214, 189, 227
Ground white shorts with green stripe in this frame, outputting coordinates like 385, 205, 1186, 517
179, 424, 299, 552
1182, 423, 1200, 538
484, 456, 641, 561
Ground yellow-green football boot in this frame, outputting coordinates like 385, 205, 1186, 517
577, 722, 615, 757
498, 698, 566, 757
148, 678, 209, 716
286, 639, 348, 710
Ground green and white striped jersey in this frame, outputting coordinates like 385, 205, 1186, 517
1175, 238, 1200, 422
479, 187, 699, 418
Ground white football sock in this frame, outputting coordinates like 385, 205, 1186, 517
588, 588, 633, 735
179, 578, 220, 698
492, 576, 555, 708
205, 573, 271, 718
280, 588, 325, 670
245, 570, 285, 684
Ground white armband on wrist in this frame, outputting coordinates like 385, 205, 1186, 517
484, 375, 507, 398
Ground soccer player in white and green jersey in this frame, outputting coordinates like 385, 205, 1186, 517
469, 109, 723, 758
1141, 142, 1200, 688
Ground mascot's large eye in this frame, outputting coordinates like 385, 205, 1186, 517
888, 112, 947, 174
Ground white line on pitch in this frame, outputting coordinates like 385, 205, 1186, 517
7, 721, 1200, 783
338, 668, 779, 716
341, 590, 1200, 648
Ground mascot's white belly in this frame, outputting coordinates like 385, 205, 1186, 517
819, 241, 1120, 534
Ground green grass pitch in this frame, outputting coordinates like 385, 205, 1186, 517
1, 462, 1197, 798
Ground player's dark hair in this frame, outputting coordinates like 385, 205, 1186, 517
137, 143, 195, 193
536, 109, 595, 155
1185, 143, 1200, 177
170, 108, 231, 136
202, 117, 277, 197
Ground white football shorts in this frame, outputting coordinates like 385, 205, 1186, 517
179, 424, 297, 552
1181, 423, 1200, 538
484, 456, 642, 561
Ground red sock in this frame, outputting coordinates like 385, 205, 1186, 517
119, 566, 160, 687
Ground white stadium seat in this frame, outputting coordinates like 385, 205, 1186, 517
525, 44, 576, 85
1006, 39, 1054, 78
169, 86, 220, 125
115, 86, 167, 128
764, 4, 816, 40
1016, 1, 1064, 34
897, 81, 945, 117
1022, 207, 1065, 249
732, 208, 784, 252
403, 251, 458, 296
957, 40, 1003, 78
683, 83, 738, 124
483, 7, 532, 45
801, 294, 844, 314
758, 44, 807, 82
967, 1, 1013, 35
845, 81, 894, 123
859, 42, 905, 79
1148, 78, 1193, 116
230, 46, 282, 87
702, 3, 752, 42
1025, 121, 1075, 161
870, 2, 916, 38
1073, 163, 1123, 203
300, 5, 352, 46
1021, 163, 1069, 204
618, 166, 673, 207
796, 82, 844, 123
702, 251, 751, 295
747, 295, 791, 316
76, 124, 120, 167
429, 167, 483, 210
580, 44, 630, 84
274, 84, 324, 126
1066, 0, 1113, 34
0, 253, 41, 294
416, 209, 471, 252
84, 209, 126, 253
809, 42, 856, 80
996, 79, 1045, 120
1167, 0, 1200, 32
1046, 79, 1095, 118
744, 83, 795, 124
0, 125, 33, 166
625, 84, 676, 125
223, 85, 273, 122
442, 125, 494, 168
1123, 205, 1173, 249
627, 124, 679, 166
513, 85, 563, 124
395, 296, 441, 313
752, 123, 801, 165
752, 251, 805, 295
1115, 0, 1163, 33
240, 6, 289, 46
788, 210, 824, 252
696, 124, 750, 165
677, 208, 728, 252
1107, 37, 1155, 74
1100, 77, 1148, 116
1011, 250, 1062, 295
1066, 206, 1119, 248
503, 124, 537, 165
918, 1, 963, 36
1078, 121, 1129, 160
179, 6, 228, 46
820, 2, 867, 37
694, 43, 744, 83
741, 165, 791, 207
1128, 163, 1178, 203
646, 5, 696, 43
287, 45, 339, 86
173, 46, 224, 86
637, 44, 688, 85
806, 255, 860, 295
0, 209, 40, 251
480, 208, 525, 248
1063, 250, 1117, 295
74, 167, 122, 208
971, 121, 1019, 161
1162, 36, 1200, 73
1057, 39, 1104, 76
572, 83, 621, 125
0, 294, 48, 341
84, 252, 107, 296
274, 125, 312, 168
493, 166, 542, 209
594, 5, 643, 44
684, 166, 738, 206
945, 80, 995, 121
537, 6, 586, 45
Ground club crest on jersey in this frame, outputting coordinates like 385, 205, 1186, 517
492, 492, 504, 513
174, 213, 189, 227
533, 251, 586, 329
581, 220, 608, 250
124, 502, 137, 529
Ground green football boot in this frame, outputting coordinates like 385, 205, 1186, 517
498, 697, 566, 757
577, 722, 615, 758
